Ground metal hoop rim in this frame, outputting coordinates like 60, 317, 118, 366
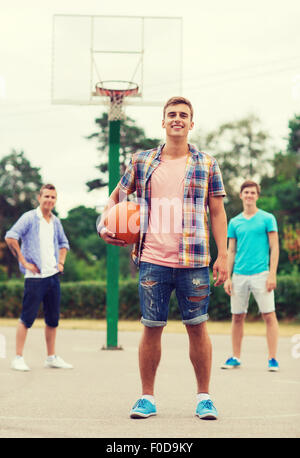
95, 80, 139, 98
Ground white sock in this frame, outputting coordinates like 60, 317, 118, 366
197, 393, 211, 403
233, 356, 241, 362
141, 394, 155, 405
47, 355, 55, 361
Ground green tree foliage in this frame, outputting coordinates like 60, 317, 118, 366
191, 114, 272, 220
85, 113, 161, 191
260, 113, 300, 271
0, 150, 43, 278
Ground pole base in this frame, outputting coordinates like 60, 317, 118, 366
101, 345, 123, 351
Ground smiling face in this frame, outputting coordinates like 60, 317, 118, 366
38, 188, 57, 213
162, 103, 194, 139
240, 186, 259, 207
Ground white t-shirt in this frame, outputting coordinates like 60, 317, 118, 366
25, 207, 59, 278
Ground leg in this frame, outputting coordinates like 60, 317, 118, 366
45, 325, 57, 356
138, 262, 173, 394
231, 313, 246, 359
16, 321, 29, 356
17, 278, 44, 356
43, 274, 60, 356
186, 322, 211, 394
139, 325, 164, 395
175, 267, 211, 392
262, 311, 278, 359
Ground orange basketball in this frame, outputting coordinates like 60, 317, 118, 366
104, 201, 140, 244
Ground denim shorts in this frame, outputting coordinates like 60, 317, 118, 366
231, 271, 275, 315
138, 262, 210, 327
21, 274, 61, 328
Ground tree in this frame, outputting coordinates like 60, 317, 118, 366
192, 114, 271, 198
191, 114, 273, 232
85, 113, 161, 191
260, 114, 300, 271
61, 206, 104, 261
0, 150, 43, 277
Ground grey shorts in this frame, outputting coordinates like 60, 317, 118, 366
231, 271, 275, 315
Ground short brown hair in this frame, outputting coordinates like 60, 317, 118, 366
39, 184, 56, 196
240, 180, 261, 195
163, 96, 194, 120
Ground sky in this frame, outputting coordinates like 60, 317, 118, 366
1, 0, 300, 217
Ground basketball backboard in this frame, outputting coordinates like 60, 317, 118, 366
51, 14, 183, 107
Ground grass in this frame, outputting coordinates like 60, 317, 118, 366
0, 318, 299, 337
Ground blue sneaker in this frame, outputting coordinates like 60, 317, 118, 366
268, 358, 279, 372
130, 398, 157, 418
196, 400, 218, 420
221, 356, 241, 369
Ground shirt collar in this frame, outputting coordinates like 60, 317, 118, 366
156, 143, 199, 160
36, 206, 53, 221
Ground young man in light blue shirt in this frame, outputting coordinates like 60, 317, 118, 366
221, 180, 280, 371
5, 184, 72, 371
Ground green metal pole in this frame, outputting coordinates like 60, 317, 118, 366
106, 119, 121, 349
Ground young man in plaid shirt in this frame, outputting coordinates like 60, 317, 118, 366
98, 96, 228, 420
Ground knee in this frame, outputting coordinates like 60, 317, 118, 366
262, 311, 277, 325
232, 313, 245, 324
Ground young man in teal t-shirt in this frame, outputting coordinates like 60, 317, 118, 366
221, 180, 280, 371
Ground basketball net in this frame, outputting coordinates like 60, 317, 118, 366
95, 81, 139, 121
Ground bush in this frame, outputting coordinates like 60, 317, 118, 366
0, 274, 299, 321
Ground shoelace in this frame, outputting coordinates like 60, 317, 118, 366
199, 400, 214, 409
134, 399, 148, 409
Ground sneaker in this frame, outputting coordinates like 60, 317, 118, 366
44, 355, 73, 369
11, 356, 30, 371
130, 398, 157, 419
196, 399, 218, 420
221, 356, 241, 369
268, 358, 279, 372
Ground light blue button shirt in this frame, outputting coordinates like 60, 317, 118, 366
5, 208, 70, 275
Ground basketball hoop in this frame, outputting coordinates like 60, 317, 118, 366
95, 80, 139, 121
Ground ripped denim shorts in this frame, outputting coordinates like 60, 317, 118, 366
138, 261, 210, 327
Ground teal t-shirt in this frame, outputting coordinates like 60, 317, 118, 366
228, 209, 278, 275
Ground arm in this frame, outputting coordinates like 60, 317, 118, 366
57, 247, 68, 273
224, 238, 236, 295
208, 195, 228, 286
266, 231, 279, 292
5, 238, 40, 274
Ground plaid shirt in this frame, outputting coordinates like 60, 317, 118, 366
119, 144, 226, 267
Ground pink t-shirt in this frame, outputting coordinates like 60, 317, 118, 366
141, 154, 187, 267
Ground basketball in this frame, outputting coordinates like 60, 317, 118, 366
104, 201, 140, 244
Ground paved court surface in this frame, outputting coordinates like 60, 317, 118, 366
0, 325, 299, 439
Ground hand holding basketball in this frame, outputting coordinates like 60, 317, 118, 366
100, 201, 140, 246
99, 226, 128, 247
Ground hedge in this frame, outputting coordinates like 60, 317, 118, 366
0, 274, 299, 321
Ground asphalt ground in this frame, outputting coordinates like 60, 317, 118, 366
0, 323, 299, 441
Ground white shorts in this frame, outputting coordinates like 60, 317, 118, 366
231, 271, 275, 315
